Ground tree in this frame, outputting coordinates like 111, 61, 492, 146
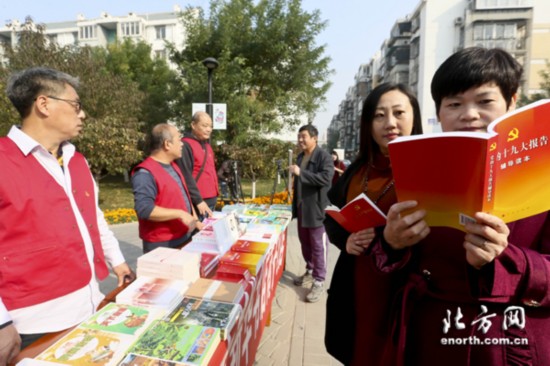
0, 20, 145, 179
215, 138, 297, 180
518, 61, 550, 107
170, 0, 332, 145
98, 39, 181, 131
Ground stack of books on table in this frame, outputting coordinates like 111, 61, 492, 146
185, 278, 245, 305
243, 204, 270, 217
219, 250, 265, 276
164, 296, 241, 340
238, 224, 279, 244
231, 239, 270, 256
221, 203, 247, 214
198, 252, 221, 278
249, 216, 289, 232
212, 264, 252, 284
268, 203, 292, 213
116, 276, 190, 312
136, 247, 200, 282
211, 265, 255, 308
22, 303, 162, 366
190, 229, 218, 247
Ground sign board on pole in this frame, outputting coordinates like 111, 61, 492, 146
192, 103, 227, 130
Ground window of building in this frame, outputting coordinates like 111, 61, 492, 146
155, 25, 166, 39
121, 21, 141, 36
473, 22, 520, 51
154, 49, 167, 60
475, 0, 532, 9
79, 25, 96, 40
47, 34, 57, 44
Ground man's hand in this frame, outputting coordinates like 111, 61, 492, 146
180, 212, 199, 232
195, 221, 205, 231
196, 201, 213, 218
112, 263, 136, 287
346, 228, 375, 255
0, 324, 21, 366
463, 212, 509, 269
383, 201, 430, 250
289, 165, 300, 176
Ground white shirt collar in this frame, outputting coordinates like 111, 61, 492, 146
7, 125, 75, 157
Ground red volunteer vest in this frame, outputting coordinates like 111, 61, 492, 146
133, 158, 192, 242
0, 137, 108, 310
183, 137, 219, 199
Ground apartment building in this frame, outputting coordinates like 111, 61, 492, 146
328, 0, 550, 153
0, 4, 187, 66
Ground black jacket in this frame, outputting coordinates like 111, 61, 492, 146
323, 161, 362, 365
291, 146, 334, 228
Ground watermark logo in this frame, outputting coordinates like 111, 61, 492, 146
441, 305, 528, 346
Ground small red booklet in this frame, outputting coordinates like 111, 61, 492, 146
325, 193, 387, 233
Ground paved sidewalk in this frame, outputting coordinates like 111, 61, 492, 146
102, 221, 342, 366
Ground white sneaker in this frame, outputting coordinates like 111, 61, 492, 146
306, 281, 324, 303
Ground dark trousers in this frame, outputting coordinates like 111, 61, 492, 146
297, 215, 328, 282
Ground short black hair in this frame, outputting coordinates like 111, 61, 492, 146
298, 124, 319, 138
431, 47, 523, 115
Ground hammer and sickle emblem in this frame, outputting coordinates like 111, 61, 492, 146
489, 142, 497, 151
507, 128, 519, 142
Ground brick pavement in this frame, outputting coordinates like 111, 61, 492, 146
102, 221, 343, 366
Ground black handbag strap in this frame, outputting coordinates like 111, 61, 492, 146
194, 144, 208, 183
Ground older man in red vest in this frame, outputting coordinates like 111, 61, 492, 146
132, 123, 201, 253
176, 111, 219, 220
0, 67, 135, 364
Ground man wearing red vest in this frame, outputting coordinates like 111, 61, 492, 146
176, 111, 219, 220
132, 123, 202, 253
0, 67, 135, 364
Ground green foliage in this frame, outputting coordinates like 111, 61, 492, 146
0, 68, 19, 136
0, 20, 145, 178
518, 61, 550, 107
214, 137, 298, 180
100, 39, 181, 130
170, 0, 332, 145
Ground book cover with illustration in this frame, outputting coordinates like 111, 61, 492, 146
164, 297, 240, 340
127, 321, 220, 365
388, 99, 550, 230
79, 303, 159, 336
36, 328, 133, 366
325, 193, 387, 232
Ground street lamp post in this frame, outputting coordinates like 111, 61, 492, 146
202, 57, 219, 118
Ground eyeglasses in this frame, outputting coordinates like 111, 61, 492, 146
47, 95, 82, 113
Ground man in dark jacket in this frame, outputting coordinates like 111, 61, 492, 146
289, 124, 334, 303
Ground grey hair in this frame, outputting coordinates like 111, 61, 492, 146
147, 123, 176, 154
6, 67, 80, 118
